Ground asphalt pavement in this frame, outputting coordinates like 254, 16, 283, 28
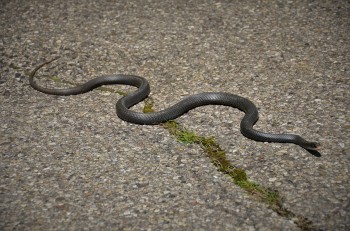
1, 1, 349, 230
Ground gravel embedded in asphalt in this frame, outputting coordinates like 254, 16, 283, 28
1, 1, 349, 230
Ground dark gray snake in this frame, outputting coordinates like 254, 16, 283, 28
29, 57, 319, 152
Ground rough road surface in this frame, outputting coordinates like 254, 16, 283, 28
1, 1, 349, 230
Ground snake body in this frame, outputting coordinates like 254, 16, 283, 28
29, 58, 319, 151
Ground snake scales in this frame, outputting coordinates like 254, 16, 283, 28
29, 57, 319, 152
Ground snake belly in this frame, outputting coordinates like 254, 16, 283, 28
29, 58, 319, 151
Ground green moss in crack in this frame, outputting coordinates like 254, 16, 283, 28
48, 76, 63, 82
96, 86, 127, 96
165, 120, 280, 205
161, 119, 318, 231
143, 97, 155, 113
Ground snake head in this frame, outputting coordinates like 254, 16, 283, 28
302, 142, 321, 157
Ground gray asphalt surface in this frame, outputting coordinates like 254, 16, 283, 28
1, 0, 349, 230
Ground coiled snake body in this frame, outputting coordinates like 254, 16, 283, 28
29, 58, 319, 152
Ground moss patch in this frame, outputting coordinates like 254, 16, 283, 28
96, 86, 127, 96
161, 116, 318, 231
142, 97, 155, 113
163, 121, 282, 203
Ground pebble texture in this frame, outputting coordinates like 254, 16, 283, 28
1, 0, 349, 230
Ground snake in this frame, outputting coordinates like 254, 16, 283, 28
29, 57, 319, 152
